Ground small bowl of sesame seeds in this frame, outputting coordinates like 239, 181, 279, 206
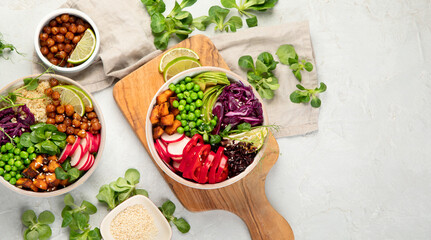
100, 195, 172, 240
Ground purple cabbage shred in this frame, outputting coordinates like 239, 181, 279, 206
0, 105, 35, 145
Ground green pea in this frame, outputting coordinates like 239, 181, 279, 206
181, 113, 187, 120
181, 120, 187, 127
179, 100, 186, 106
169, 83, 176, 91
14, 161, 22, 167
185, 76, 192, 83
184, 91, 190, 98
13, 137, 20, 144
190, 92, 198, 100
0, 168, 3, 176
189, 121, 196, 128
198, 91, 204, 99
185, 105, 190, 111
193, 84, 201, 92
4, 165, 11, 172
11, 166, 17, 172
0, 162, 4, 167
189, 105, 196, 112
27, 146, 35, 154
177, 127, 185, 134
3, 173, 11, 181
178, 105, 185, 111
186, 83, 193, 90
29, 153, 37, 160
175, 88, 181, 94
19, 151, 28, 159
190, 129, 198, 136
177, 93, 184, 99
186, 97, 192, 103
7, 153, 14, 159
0, 145, 6, 153
18, 165, 25, 171
179, 80, 186, 85
184, 126, 190, 132
1, 154, 8, 162
24, 159, 31, 165
188, 112, 196, 121
5, 143, 13, 151
15, 174, 22, 180
176, 115, 182, 121
15, 156, 21, 161
172, 100, 179, 108
179, 84, 186, 92
194, 109, 202, 117
210, 119, 217, 126
196, 119, 203, 126
7, 159, 14, 166
185, 131, 191, 137
195, 99, 203, 107
16, 143, 23, 149
9, 178, 16, 185
10, 171, 16, 177
13, 148, 20, 155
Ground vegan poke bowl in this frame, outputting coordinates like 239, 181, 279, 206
146, 67, 270, 189
0, 73, 105, 196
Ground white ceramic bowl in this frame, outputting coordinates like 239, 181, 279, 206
146, 66, 269, 190
34, 8, 101, 75
0, 74, 106, 197
100, 195, 172, 240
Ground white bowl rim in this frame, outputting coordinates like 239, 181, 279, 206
34, 8, 101, 74
145, 66, 269, 190
0, 74, 106, 197
100, 195, 172, 240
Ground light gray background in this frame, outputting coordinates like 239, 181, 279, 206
1, 0, 431, 239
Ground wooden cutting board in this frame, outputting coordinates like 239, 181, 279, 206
113, 35, 294, 240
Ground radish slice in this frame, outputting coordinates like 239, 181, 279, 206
172, 161, 181, 171
69, 137, 81, 155
161, 133, 185, 144
95, 134, 101, 149
167, 137, 190, 157
171, 156, 182, 162
157, 139, 169, 157
59, 144, 72, 163
87, 132, 95, 153
83, 154, 95, 171
76, 151, 90, 171
155, 140, 170, 164
80, 135, 90, 154
70, 145, 83, 167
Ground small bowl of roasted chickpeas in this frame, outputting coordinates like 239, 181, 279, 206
34, 8, 100, 75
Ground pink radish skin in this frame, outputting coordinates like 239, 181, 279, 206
70, 145, 83, 167
157, 139, 169, 157
155, 140, 170, 164
87, 133, 95, 153
59, 144, 72, 163
171, 156, 182, 162
83, 154, 94, 171
161, 133, 185, 144
76, 151, 90, 171
80, 135, 90, 154
167, 137, 190, 157
172, 161, 181, 171
89, 133, 98, 153
69, 137, 81, 155
95, 134, 101, 149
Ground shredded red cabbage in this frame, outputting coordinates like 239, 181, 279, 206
212, 83, 263, 134
0, 105, 35, 145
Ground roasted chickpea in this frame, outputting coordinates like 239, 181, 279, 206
90, 118, 99, 125
55, 34, 65, 43
66, 126, 75, 135
69, 16, 76, 23
46, 104, 55, 113
46, 38, 55, 47
57, 43, 65, 51
74, 128, 80, 135
65, 105, 74, 116
53, 100, 61, 106
55, 115, 65, 123
60, 14, 70, 23
59, 59, 67, 67
46, 118, 55, 125
87, 112, 97, 120
63, 22, 71, 28
72, 119, 81, 128
66, 135, 76, 144
49, 20, 57, 27
64, 44, 73, 53
92, 122, 102, 131
40, 46, 49, 56
64, 38, 71, 44
56, 105, 65, 114
68, 24, 77, 33
40, 41, 48, 47
50, 58, 59, 65
55, 16, 62, 24
49, 78, 59, 87
45, 88, 53, 96
85, 106, 94, 113
65, 32, 74, 40
40, 33, 49, 41
51, 27, 59, 35
80, 122, 89, 130
64, 118, 72, 126
72, 36, 81, 44
46, 52, 54, 60
84, 23, 91, 29
90, 130, 99, 135
43, 26, 51, 34
47, 112, 56, 119
56, 51, 67, 60
77, 129, 87, 138
51, 91, 60, 100
59, 27, 68, 35
57, 124, 66, 133
50, 45, 58, 53
77, 25, 86, 33
76, 19, 84, 26
81, 117, 88, 123
73, 113, 81, 120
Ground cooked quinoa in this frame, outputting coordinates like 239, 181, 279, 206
111, 204, 158, 240
15, 80, 51, 122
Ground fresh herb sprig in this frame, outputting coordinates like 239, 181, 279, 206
276, 44, 313, 82
22, 210, 55, 240
290, 82, 327, 108
221, 0, 278, 27
159, 200, 191, 233
142, 0, 197, 50
0, 33, 21, 58
238, 52, 280, 99
61, 194, 101, 240
96, 168, 149, 209
55, 159, 83, 183
192, 6, 243, 32
20, 123, 67, 156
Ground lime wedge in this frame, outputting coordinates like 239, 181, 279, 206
163, 56, 201, 82
65, 85, 93, 108
67, 29, 96, 64
52, 86, 85, 116
227, 127, 268, 151
159, 48, 199, 73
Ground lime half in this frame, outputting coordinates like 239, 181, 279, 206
52, 86, 85, 116
159, 48, 199, 73
163, 56, 201, 82
67, 29, 96, 64
227, 127, 268, 151
65, 85, 93, 108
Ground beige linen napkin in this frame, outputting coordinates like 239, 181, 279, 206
33, 0, 319, 138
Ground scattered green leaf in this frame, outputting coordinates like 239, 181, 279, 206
159, 200, 191, 233
289, 82, 326, 108
21, 210, 54, 240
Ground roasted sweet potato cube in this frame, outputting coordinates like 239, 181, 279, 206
160, 114, 174, 126
46, 173, 60, 188
150, 105, 160, 125
22, 167, 39, 179
169, 96, 178, 106
16, 178, 31, 187
159, 102, 170, 117
59, 179, 69, 186
47, 160, 61, 173
42, 165, 49, 172
156, 90, 175, 105
30, 155, 44, 170
171, 108, 180, 116
153, 126, 164, 139
33, 179, 48, 190
36, 173, 46, 180
165, 120, 182, 135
